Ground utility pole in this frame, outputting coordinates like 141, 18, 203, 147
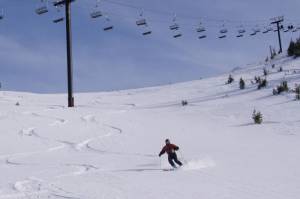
270, 16, 284, 54
54, 0, 75, 107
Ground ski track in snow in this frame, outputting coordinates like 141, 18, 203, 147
0, 177, 83, 199
22, 111, 68, 126
2, 113, 126, 179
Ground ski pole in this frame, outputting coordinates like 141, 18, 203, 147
159, 156, 162, 169
179, 151, 188, 164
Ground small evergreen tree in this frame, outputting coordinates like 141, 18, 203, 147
271, 48, 277, 59
227, 74, 234, 84
287, 37, 300, 57
295, 85, 300, 100
252, 110, 263, 124
288, 40, 296, 56
265, 56, 269, 63
263, 68, 268, 76
254, 76, 260, 83
257, 78, 267, 89
273, 81, 289, 95
239, 78, 245, 89
278, 67, 283, 72
181, 100, 188, 106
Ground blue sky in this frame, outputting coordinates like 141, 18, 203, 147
0, 0, 300, 93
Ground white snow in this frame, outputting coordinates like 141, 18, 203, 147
1, 56, 300, 199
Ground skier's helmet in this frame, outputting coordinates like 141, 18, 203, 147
165, 139, 170, 144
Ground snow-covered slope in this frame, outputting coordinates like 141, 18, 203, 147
1, 56, 300, 199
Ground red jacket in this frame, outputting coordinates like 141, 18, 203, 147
159, 144, 179, 156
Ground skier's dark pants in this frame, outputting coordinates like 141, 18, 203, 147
168, 153, 182, 168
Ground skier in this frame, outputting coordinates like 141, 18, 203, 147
159, 139, 183, 168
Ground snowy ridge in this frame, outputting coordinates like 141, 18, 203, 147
0, 56, 300, 199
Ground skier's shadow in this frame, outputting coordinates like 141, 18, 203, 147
111, 168, 164, 172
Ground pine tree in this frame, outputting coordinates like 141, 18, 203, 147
263, 68, 268, 76
295, 85, 300, 100
227, 74, 234, 84
257, 78, 267, 89
288, 40, 295, 56
252, 110, 263, 124
239, 78, 245, 89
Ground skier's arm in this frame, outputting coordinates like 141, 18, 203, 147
173, 144, 179, 151
159, 147, 166, 157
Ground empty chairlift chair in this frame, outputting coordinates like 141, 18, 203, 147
237, 28, 246, 38
53, 17, 64, 23
136, 17, 152, 36
196, 23, 207, 39
219, 28, 227, 39
0, 9, 4, 20
53, 6, 64, 23
169, 23, 182, 38
262, 27, 271, 34
170, 23, 179, 31
136, 19, 147, 26
142, 30, 152, 35
90, 1, 102, 19
197, 27, 206, 33
91, 10, 102, 19
103, 16, 113, 31
169, 14, 182, 38
35, 0, 49, 15
250, 29, 257, 36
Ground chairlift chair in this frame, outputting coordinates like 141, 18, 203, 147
173, 33, 182, 38
0, 9, 4, 20
292, 27, 299, 33
250, 31, 257, 36
285, 25, 294, 32
288, 25, 294, 30
142, 30, 152, 35
90, 0, 103, 19
198, 35, 206, 39
262, 28, 269, 34
220, 28, 228, 34
237, 28, 245, 37
170, 23, 179, 31
36, 6, 48, 15
35, 0, 49, 15
136, 19, 147, 26
103, 26, 113, 31
238, 29, 246, 34
53, 6, 64, 23
218, 28, 227, 39
53, 17, 64, 23
197, 27, 206, 33
103, 16, 113, 31
91, 11, 102, 18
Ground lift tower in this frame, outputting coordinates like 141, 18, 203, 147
271, 16, 284, 54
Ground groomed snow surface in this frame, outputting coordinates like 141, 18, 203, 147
1, 56, 300, 199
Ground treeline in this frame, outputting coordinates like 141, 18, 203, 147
288, 37, 300, 57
